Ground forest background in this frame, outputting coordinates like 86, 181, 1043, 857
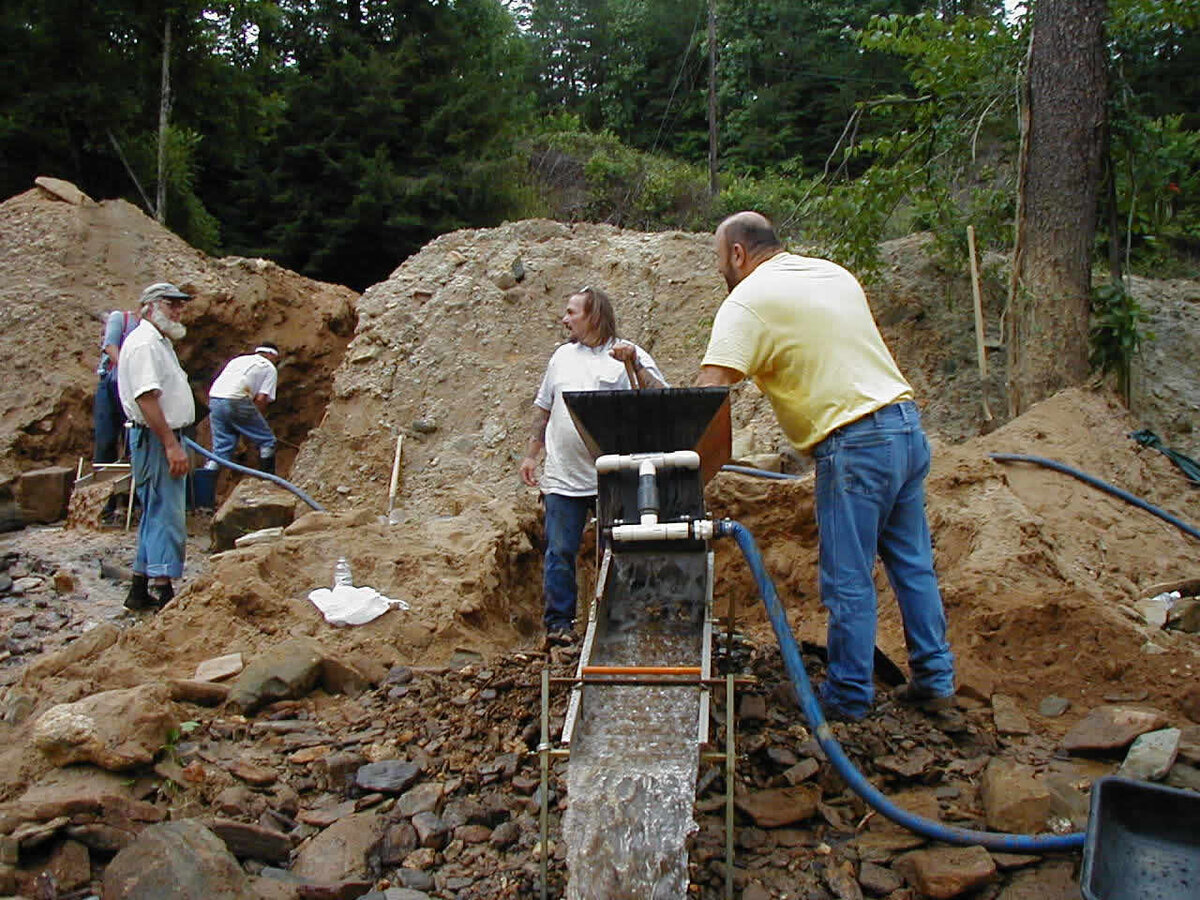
2, 0, 1197, 305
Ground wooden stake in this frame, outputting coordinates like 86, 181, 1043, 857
387, 433, 404, 516
967, 225, 993, 421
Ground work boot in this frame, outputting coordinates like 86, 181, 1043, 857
891, 682, 956, 713
259, 454, 276, 476
542, 628, 577, 650
124, 574, 152, 610
149, 580, 175, 608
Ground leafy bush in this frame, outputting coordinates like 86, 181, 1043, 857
1089, 280, 1153, 402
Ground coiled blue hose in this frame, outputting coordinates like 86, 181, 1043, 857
182, 436, 325, 512
989, 453, 1200, 542
716, 518, 1085, 852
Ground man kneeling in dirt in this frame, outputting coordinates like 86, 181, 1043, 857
118, 282, 195, 611
520, 286, 666, 646
205, 341, 281, 475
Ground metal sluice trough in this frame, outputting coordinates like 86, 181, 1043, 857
538, 388, 741, 899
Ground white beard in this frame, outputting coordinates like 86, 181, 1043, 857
149, 304, 186, 341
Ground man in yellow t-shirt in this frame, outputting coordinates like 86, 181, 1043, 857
696, 211, 955, 722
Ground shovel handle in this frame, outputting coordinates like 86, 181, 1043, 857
623, 358, 641, 390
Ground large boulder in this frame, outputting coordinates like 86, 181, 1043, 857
102, 819, 250, 899
211, 480, 299, 552
16, 466, 74, 524
290, 811, 386, 883
32, 683, 177, 771
227, 639, 324, 714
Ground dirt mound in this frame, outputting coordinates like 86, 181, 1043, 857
290, 225, 1030, 516
0, 181, 358, 481
706, 388, 1199, 725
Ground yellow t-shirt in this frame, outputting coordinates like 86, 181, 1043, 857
701, 252, 912, 452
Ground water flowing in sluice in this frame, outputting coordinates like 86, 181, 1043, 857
563, 555, 706, 900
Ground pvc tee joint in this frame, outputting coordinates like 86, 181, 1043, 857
608, 518, 719, 542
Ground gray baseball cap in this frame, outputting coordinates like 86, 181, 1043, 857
139, 282, 191, 306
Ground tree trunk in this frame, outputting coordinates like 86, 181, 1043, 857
1006, 0, 1108, 416
156, 16, 172, 225
707, 0, 719, 196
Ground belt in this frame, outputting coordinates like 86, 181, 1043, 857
130, 424, 183, 436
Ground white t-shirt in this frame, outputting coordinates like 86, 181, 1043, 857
209, 354, 278, 401
117, 320, 196, 429
534, 340, 666, 496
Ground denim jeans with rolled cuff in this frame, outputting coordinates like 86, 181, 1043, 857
542, 493, 594, 632
130, 425, 187, 579
813, 401, 955, 719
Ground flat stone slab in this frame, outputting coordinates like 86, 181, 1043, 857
1118, 727, 1181, 781
733, 784, 820, 828
194, 653, 244, 683
206, 818, 292, 863
1177, 725, 1200, 766
355, 760, 421, 794
1061, 706, 1169, 754
981, 758, 1050, 834
992, 694, 1031, 735
894, 845, 997, 899
1038, 696, 1070, 718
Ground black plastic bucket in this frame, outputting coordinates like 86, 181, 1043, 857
1081, 776, 1200, 900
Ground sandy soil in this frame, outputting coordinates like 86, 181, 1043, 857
0, 184, 358, 483
0, 193, 1196, 896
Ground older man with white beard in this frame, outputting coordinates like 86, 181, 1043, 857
117, 282, 195, 610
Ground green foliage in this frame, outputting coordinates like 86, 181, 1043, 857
1089, 280, 1153, 402
522, 126, 711, 230
128, 126, 222, 253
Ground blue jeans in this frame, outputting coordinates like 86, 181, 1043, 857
93, 375, 125, 463
542, 493, 594, 631
812, 401, 954, 718
130, 426, 187, 579
208, 397, 276, 466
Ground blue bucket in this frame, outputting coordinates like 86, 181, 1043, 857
189, 468, 217, 510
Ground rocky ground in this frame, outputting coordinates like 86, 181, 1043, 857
0, 181, 1197, 898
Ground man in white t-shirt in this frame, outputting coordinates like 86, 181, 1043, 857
519, 287, 667, 644
206, 342, 280, 474
117, 281, 195, 611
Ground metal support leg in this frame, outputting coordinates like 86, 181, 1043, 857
725, 671, 735, 899
540, 666, 550, 900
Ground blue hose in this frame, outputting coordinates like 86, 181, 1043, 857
182, 436, 325, 512
716, 518, 1085, 852
989, 453, 1200, 542
720, 464, 801, 480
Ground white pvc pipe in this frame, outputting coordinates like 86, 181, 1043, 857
595, 450, 700, 474
610, 519, 717, 542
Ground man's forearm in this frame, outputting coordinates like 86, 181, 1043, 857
525, 407, 550, 459
636, 363, 664, 389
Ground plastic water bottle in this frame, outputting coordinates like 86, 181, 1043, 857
333, 556, 353, 589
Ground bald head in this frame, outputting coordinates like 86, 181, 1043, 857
715, 211, 783, 290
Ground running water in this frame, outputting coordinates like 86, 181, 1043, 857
563, 554, 707, 900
